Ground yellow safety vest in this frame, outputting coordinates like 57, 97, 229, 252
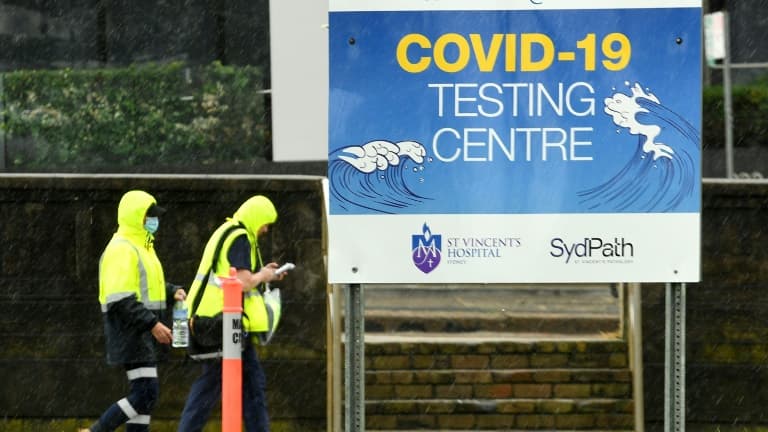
186, 222, 272, 336
99, 235, 166, 312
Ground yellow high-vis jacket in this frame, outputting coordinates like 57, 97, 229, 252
186, 195, 280, 359
99, 190, 170, 365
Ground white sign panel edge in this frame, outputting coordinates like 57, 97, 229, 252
328, 213, 700, 284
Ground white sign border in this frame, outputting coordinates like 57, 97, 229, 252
328, 213, 701, 283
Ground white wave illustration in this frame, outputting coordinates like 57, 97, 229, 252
338, 140, 426, 173
604, 82, 675, 160
330, 139, 431, 214
579, 82, 699, 212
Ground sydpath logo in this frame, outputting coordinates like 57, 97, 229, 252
550, 236, 635, 264
412, 223, 441, 273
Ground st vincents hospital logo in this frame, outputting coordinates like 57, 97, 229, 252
412, 223, 442, 273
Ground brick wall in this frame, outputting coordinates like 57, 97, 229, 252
1, 176, 767, 431
642, 180, 768, 431
364, 340, 634, 431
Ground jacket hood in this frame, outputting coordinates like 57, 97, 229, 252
232, 195, 277, 236
117, 190, 158, 231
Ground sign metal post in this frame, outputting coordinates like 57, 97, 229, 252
664, 282, 686, 432
344, 283, 365, 432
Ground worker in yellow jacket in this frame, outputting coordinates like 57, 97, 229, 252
82, 190, 186, 432
178, 195, 289, 432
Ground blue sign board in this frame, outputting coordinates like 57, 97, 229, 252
328, 1, 702, 284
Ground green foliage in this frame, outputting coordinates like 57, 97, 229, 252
703, 83, 768, 148
1, 62, 267, 170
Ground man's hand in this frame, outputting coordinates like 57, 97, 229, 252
151, 322, 173, 344
261, 262, 287, 283
174, 288, 187, 301
237, 262, 287, 292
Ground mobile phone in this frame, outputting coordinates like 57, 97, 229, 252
274, 262, 295, 275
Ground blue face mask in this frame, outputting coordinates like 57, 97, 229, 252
144, 217, 160, 234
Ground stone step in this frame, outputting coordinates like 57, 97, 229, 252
356, 331, 634, 431
360, 284, 620, 335
365, 405, 635, 430
365, 398, 634, 415
363, 284, 619, 315
364, 311, 619, 334
366, 368, 633, 400
364, 338, 629, 371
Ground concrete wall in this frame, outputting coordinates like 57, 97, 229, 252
0, 174, 328, 431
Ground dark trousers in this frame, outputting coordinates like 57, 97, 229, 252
90, 363, 159, 432
177, 343, 270, 432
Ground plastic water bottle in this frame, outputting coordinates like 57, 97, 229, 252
172, 300, 189, 348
